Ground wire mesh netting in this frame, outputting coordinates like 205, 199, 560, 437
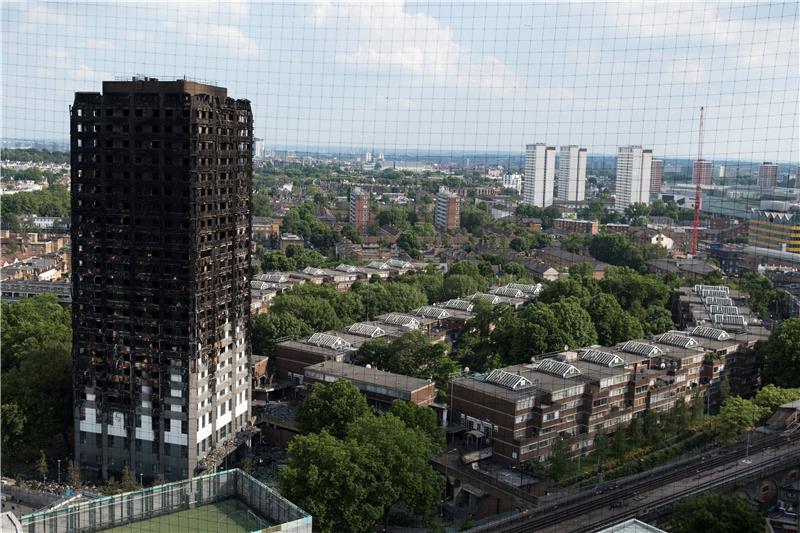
2, 2, 799, 533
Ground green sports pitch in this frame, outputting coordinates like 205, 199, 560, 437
101, 498, 269, 533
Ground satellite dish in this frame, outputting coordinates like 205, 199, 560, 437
365, 364, 372, 369
660, 362, 666, 369
464, 367, 470, 373
530, 356, 537, 363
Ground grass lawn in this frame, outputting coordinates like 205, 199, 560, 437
101, 498, 269, 533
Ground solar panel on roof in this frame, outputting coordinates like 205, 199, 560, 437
437, 299, 474, 312
620, 341, 662, 357
694, 284, 729, 295
254, 272, 288, 283
387, 259, 411, 268
302, 267, 325, 276
383, 313, 420, 328
470, 293, 502, 305
701, 289, 729, 299
306, 333, 352, 350
485, 369, 535, 390
704, 297, 734, 307
413, 306, 451, 319
579, 350, 625, 367
690, 326, 731, 341
713, 314, 747, 326
653, 332, 698, 348
347, 323, 386, 338
490, 286, 525, 298
506, 282, 541, 295
708, 305, 739, 315
530, 358, 582, 379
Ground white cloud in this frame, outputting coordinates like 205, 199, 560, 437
162, 19, 261, 59
311, 0, 545, 102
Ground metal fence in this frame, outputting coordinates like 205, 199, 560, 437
18, 469, 311, 533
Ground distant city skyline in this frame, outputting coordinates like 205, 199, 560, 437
2, 1, 798, 161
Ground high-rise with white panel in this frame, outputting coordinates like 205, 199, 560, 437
615, 146, 652, 210
71, 78, 253, 482
556, 145, 587, 203
523, 143, 556, 207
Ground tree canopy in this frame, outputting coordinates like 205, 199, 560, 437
760, 318, 800, 388
671, 493, 764, 533
296, 380, 371, 438
1, 295, 73, 455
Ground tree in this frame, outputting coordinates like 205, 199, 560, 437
3, 339, 72, 451
568, 261, 593, 279
752, 384, 800, 413
1, 294, 71, 372
120, 465, 140, 492
347, 414, 443, 528
738, 272, 786, 316
714, 396, 767, 444
448, 260, 483, 279
671, 492, 764, 533
460, 205, 492, 234
548, 436, 570, 481
586, 293, 643, 345
718, 375, 731, 403
0, 404, 26, 453
385, 283, 427, 313
539, 278, 592, 306
643, 410, 662, 446
296, 380, 371, 439
36, 450, 48, 482
389, 400, 445, 453
549, 298, 597, 349
340, 223, 362, 244
67, 461, 81, 487
251, 312, 313, 357
396, 232, 421, 258
270, 294, 342, 331
260, 251, 296, 272
441, 274, 481, 300
626, 417, 644, 448
361, 331, 456, 385
280, 430, 384, 533
561, 233, 589, 254
242, 456, 254, 475
761, 318, 800, 388
589, 233, 645, 271
642, 305, 675, 335
690, 393, 706, 424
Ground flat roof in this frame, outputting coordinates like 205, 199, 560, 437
101, 78, 228, 98
452, 364, 582, 400
304, 360, 433, 393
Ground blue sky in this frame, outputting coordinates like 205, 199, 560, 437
2, 1, 798, 161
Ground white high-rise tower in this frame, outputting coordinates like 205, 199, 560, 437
523, 143, 556, 207
557, 146, 587, 203
615, 146, 652, 210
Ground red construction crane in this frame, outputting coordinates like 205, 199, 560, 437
691, 106, 704, 256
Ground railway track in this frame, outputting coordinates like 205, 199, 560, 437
479, 431, 797, 533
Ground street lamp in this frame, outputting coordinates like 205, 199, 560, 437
443, 448, 459, 511
57, 460, 61, 484
140, 472, 144, 486
741, 432, 752, 464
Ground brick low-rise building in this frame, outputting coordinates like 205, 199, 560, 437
304, 360, 436, 407
448, 318, 764, 466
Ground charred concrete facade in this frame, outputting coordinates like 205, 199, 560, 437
71, 78, 253, 482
